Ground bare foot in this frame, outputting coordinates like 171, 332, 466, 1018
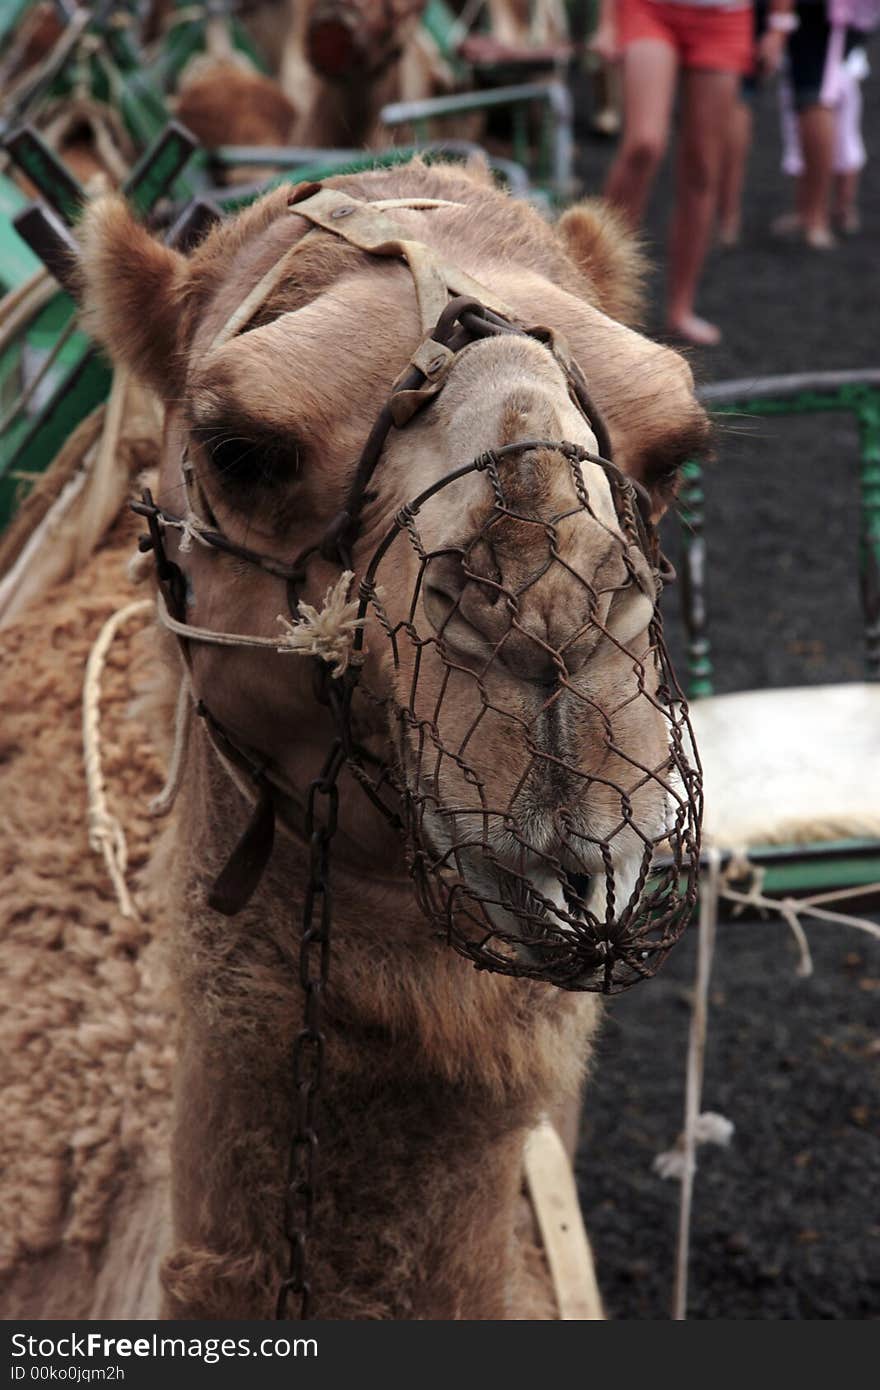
803, 224, 836, 250
835, 208, 860, 235
718, 221, 740, 249
667, 313, 722, 347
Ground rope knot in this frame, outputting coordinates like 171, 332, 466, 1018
177, 508, 209, 554
276, 571, 367, 677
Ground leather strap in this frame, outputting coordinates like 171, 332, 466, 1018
207, 777, 277, 916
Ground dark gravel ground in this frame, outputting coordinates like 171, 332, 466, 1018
569, 68, 880, 1319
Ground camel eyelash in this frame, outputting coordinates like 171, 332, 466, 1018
192, 424, 301, 491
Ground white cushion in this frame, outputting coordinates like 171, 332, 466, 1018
687, 683, 880, 850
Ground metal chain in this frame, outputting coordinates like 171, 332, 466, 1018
275, 673, 348, 1321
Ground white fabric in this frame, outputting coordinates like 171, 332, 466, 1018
688, 682, 880, 850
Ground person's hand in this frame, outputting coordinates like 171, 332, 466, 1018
589, 22, 620, 64
756, 28, 788, 76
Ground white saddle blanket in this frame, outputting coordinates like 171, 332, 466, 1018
688, 682, 880, 850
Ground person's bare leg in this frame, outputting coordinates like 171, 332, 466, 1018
603, 39, 678, 228
798, 103, 836, 244
667, 68, 739, 345
834, 169, 861, 232
718, 96, 752, 246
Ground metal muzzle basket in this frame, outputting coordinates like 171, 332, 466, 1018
345, 440, 703, 995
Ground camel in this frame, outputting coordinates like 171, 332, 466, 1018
282, 0, 438, 148
1, 158, 708, 1319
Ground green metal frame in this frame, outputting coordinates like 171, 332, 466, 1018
680, 370, 880, 898
0, 168, 41, 288
0, 123, 200, 527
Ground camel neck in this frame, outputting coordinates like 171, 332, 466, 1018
163, 735, 596, 1318
165, 1027, 538, 1318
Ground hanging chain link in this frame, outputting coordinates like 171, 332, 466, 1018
275, 672, 349, 1321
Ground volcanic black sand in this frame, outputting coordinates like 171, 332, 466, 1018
570, 69, 880, 1319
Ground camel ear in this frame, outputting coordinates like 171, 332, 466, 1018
77, 194, 189, 398
556, 199, 648, 329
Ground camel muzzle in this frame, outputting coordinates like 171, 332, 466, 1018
345, 441, 703, 995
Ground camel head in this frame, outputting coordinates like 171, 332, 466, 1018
304, 0, 428, 80
79, 163, 708, 992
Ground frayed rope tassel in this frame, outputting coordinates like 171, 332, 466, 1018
276, 570, 367, 677
653, 1111, 735, 1181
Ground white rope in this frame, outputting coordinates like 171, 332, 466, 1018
155, 571, 367, 675
276, 573, 368, 676
653, 1112, 733, 1181
672, 846, 721, 1321
149, 676, 193, 818
718, 856, 880, 949
159, 508, 215, 554
82, 599, 154, 919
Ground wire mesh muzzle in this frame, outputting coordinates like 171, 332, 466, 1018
344, 444, 702, 995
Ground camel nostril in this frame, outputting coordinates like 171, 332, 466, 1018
463, 540, 503, 607
422, 581, 457, 637
422, 551, 509, 661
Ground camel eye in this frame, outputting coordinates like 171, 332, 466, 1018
194, 425, 298, 491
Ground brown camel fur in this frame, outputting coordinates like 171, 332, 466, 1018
0, 514, 173, 1318
1, 161, 708, 1319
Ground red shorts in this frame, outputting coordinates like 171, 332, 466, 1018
617, 0, 753, 75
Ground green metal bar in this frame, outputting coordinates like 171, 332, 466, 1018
0, 348, 112, 527
0, 310, 78, 438
419, 0, 469, 81
0, 172, 42, 286
210, 145, 364, 170
103, 19, 142, 75
3, 125, 86, 224
757, 854, 880, 895
122, 120, 199, 218
511, 104, 528, 170
856, 393, 880, 679
667, 839, 880, 903
118, 70, 174, 151
381, 80, 563, 120
699, 369, 880, 408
